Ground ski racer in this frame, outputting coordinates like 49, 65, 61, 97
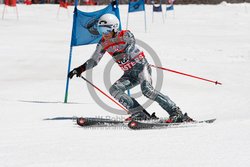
68, 14, 193, 123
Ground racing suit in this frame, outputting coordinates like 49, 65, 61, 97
82, 30, 178, 115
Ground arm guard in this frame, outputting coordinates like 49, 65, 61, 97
123, 30, 136, 54
80, 43, 106, 71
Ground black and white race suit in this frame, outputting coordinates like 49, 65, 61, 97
82, 30, 178, 115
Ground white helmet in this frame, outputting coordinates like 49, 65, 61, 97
97, 14, 119, 35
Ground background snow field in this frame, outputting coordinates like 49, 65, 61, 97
0, 3, 250, 167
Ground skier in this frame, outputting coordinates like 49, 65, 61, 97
68, 14, 193, 123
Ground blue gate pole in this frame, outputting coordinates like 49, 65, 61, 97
64, 46, 73, 103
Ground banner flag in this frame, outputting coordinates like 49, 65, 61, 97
152, 0, 164, 23
128, 0, 145, 13
24, 0, 32, 5
64, 1, 121, 103
153, 4, 162, 12
2, 0, 19, 20
60, 0, 68, 9
4, 0, 16, 7
166, 0, 175, 11
166, 4, 174, 11
71, 4, 121, 46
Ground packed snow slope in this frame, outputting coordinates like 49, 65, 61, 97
0, 3, 250, 167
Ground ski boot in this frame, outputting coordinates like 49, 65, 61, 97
125, 111, 158, 121
165, 107, 194, 123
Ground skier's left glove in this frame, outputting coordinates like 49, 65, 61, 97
68, 65, 85, 79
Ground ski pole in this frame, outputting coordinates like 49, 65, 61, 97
80, 76, 130, 114
150, 64, 222, 85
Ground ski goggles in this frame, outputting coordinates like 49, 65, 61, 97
97, 25, 113, 35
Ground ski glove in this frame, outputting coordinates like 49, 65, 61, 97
68, 65, 85, 79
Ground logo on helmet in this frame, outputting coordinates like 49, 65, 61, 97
99, 20, 107, 25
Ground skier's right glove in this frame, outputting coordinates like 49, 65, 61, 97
68, 65, 85, 79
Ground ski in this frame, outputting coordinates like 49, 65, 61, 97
128, 118, 216, 130
76, 117, 125, 127
76, 117, 216, 130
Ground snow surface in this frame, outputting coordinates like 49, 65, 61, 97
1, 3, 250, 167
